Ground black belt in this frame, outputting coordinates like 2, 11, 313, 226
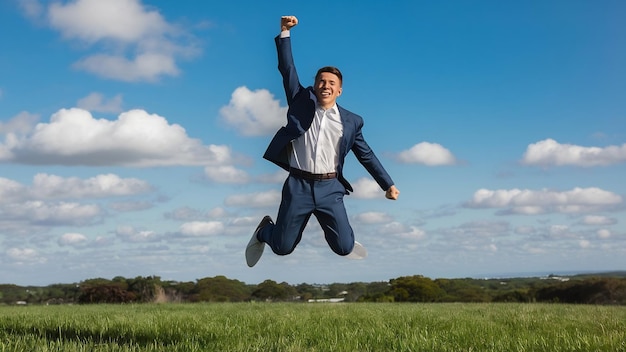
289, 168, 337, 181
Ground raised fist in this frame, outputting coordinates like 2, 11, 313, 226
281, 16, 298, 31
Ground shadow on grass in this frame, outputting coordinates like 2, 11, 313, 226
3, 324, 217, 347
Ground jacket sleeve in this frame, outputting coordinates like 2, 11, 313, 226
275, 35, 306, 105
350, 121, 395, 192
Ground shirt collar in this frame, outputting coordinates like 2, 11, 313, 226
316, 103, 338, 115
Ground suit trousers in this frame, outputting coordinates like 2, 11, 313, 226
257, 174, 355, 256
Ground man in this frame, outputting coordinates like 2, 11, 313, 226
246, 15, 400, 267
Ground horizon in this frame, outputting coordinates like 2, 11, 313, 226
4, 269, 625, 287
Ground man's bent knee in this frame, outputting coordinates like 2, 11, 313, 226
331, 242, 354, 256
270, 246, 296, 256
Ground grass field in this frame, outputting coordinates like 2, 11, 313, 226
1, 303, 625, 351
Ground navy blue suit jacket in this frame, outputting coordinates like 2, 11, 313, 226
263, 35, 394, 194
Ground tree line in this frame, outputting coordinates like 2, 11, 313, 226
1, 272, 625, 305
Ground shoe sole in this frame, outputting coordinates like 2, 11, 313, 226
346, 241, 367, 259
245, 216, 272, 267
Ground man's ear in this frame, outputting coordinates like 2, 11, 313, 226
337, 87, 342, 96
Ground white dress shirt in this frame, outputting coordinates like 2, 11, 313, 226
289, 104, 343, 174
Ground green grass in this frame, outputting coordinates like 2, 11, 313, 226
1, 303, 625, 351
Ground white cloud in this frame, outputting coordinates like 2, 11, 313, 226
17, 0, 44, 20
1, 108, 233, 167
458, 221, 510, 237
164, 206, 229, 221
0, 111, 39, 135
521, 139, 626, 167
58, 232, 88, 246
0, 173, 151, 233
580, 215, 616, 226
219, 86, 287, 136
207, 207, 229, 218
230, 216, 259, 227
109, 200, 153, 212
597, 229, 612, 239
351, 178, 384, 199
77, 92, 123, 113
165, 206, 205, 221
397, 142, 457, 166
548, 224, 573, 238
514, 225, 536, 235
379, 222, 425, 240
467, 187, 623, 215
354, 212, 392, 224
116, 225, 158, 242
179, 221, 224, 237
49, 0, 169, 43
3, 201, 102, 225
73, 53, 179, 82
188, 245, 210, 254
1, 112, 40, 161
42, 0, 199, 82
224, 189, 281, 208
6, 247, 45, 264
31, 173, 152, 199
0, 173, 152, 204
0, 177, 25, 203
204, 166, 251, 184
521, 243, 547, 255
257, 170, 289, 184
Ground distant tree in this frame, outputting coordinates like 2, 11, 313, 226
41, 284, 80, 304
195, 276, 251, 302
358, 292, 395, 302
127, 276, 163, 302
173, 281, 198, 301
326, 283, 348, 298
535, 278, 626, 304
492, 290, 532, 303
389, 275, 445, 302
354, 282, 394, 302
601, 278, 626, 304
0, 284, 28, 304
294, 283, 319, 301
78, 285, 136, 304
112, 276, 128, 286
3, 273, 625, 305
251, 280, 297, 301
344, 282, 367, 302
365, 282, 391, 297
81, 278, 114, 286
435, 278, 491, 302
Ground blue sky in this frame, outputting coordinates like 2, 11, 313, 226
1, 0, 625, 286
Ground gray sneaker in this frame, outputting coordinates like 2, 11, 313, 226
346, 241, 368, 259
245, 216, 273, 267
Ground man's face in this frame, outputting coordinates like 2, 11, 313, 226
314, 72, 342, 109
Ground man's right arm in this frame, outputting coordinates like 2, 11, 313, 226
276, 16, 303, 104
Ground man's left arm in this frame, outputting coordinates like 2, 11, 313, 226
351, 127, 399, 200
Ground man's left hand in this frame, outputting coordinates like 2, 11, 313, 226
385, 185, 400, 200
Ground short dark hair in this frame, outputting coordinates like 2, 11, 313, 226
315, 66, 342, 85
